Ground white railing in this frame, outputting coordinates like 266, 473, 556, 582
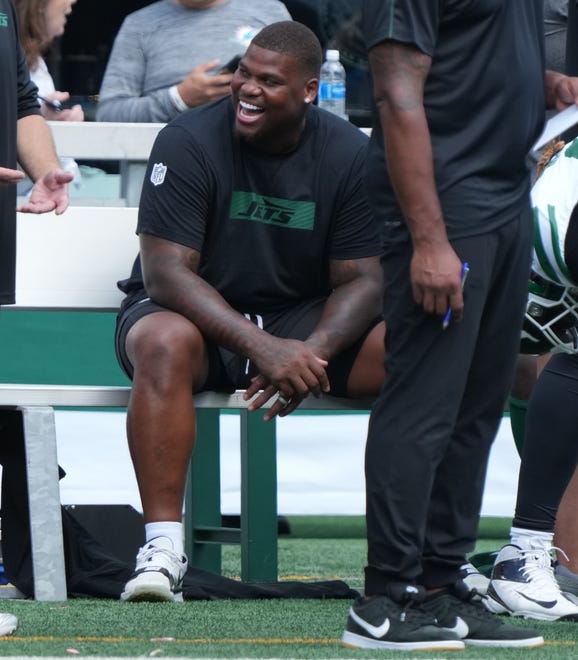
48, 121, 165, 207
48, 121, 163, 159
45, 121, 371, 207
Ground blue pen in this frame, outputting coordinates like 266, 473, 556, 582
37, 94, 63, 112
442, 262, 469, 330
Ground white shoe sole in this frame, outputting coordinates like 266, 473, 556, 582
465, 636, 544, 648
341, 630, 465, 651
487, 586, 578, 621
121, 572, 183, 602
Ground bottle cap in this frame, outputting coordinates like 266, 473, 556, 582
326, 49, 340, 61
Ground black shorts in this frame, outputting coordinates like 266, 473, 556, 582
115, 290, 381, 397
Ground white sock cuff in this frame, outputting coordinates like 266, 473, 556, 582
145, 521, 184, 556
510, 526, 554, 550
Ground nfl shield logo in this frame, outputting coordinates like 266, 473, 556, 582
150, 162, 167, 186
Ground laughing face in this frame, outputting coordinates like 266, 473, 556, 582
230, 44, 318, 153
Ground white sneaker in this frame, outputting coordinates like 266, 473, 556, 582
486, 544, 578, 621
460, 561, 490, 595
0, 613, 17, 636
121, 537, 188, 602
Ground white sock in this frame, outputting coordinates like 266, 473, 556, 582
145, 522, 184, 556
510, 526, 553, 552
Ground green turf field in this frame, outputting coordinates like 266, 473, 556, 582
0, 517, 576, 659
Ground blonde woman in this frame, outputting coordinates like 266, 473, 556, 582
14, 0, 83, 191
14, 0, 84, 122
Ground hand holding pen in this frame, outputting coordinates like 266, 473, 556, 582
37, 94, 84, 122
38, 94, 63, 112
442, 262, 469, 330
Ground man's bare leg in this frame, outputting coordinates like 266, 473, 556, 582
346, 322, 385, 397
121, 311, 209, 601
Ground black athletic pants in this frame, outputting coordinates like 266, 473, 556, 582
513, 352, 578, 531
364, 210, 532, 594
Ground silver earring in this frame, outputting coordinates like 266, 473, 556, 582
304, 97, 311, 104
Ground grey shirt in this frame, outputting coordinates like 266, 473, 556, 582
544, 0, 568, 72
96, 0, 291, 123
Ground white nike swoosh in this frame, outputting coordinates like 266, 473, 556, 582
439, 616, 469, 638
349, 608, 391, 638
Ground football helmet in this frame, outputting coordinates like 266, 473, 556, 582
520, 272, 578, 354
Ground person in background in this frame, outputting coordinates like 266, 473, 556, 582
14, 0, 83, 194
545, 0, 569, 73
506, 0, 578, 602
14, 0, 84, 122
1, 0, 74, 305
0, 0, 73, 630
342, 0, 578, 652
484, 138, 578, 621
113, 20, 385, 603
567, 1, 578, 75
96, 0, 292, 123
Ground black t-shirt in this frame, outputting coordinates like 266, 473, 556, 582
0, 0, 41, 305
363, 0, 545, 243
122, 98, 381, 313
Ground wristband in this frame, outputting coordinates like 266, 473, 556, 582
169, 85, 188, 112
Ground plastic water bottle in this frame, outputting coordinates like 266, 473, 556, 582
318, 49, 348, 120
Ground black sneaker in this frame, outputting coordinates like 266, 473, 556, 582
341, 585, 465, 651
423, 581, 544, 648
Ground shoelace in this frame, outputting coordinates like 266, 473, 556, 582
519, 546, 563, 597
431, 581, 495, 620
368, 593, 435, 627
399, 599, 437, 626
137, 544, 181, 568
454, 589, 497, 619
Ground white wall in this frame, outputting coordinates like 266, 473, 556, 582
54, 411, 519, 517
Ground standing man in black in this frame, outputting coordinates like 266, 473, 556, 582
342, 1, 578, 652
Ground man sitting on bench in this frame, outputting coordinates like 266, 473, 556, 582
114, 20, 385, 602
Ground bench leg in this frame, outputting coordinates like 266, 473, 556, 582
240, 410, 278, 582
19, 406, 67, 601
185, 408, 221, 573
